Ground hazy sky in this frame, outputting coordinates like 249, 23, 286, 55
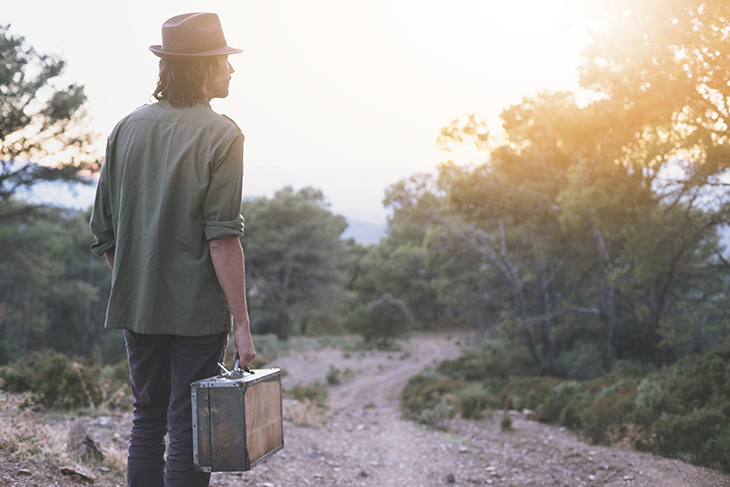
5, 0, 587, 223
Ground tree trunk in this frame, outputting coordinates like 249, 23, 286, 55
82, 257, 94, 356
300, 317, 308, 336
277, 311, 290, 341
515, 278, 542, 368
593, 222, 615, 373
20, 282, 31, 357
541, 289, 554, 375
476, 306, 485, 336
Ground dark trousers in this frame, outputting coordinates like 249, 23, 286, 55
124, 330, 228, 487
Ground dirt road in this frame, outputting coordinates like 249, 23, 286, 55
209, 334, 730, 487
2, 333, 728, 487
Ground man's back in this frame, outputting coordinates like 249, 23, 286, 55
91, 100, 244, 336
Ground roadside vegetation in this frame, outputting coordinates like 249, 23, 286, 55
401, 337, 730, 474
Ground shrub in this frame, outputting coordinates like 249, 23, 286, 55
346, 293, 412, 347
436, 341, 537, 388
453, 383, 497, 419
580, 392, 637, 444
538, 380, 582, 423
401, 372, 466, 423
326, 365, 341, 385
500, 410, 513, 431
496, 377, 563, 412
0, 350, 115, 410
289, 382, 328, 407
703, 426, 730, 473
650, 408, 727, 462
635, 378, 664, 421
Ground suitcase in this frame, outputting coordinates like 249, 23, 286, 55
191, 362, 284, 472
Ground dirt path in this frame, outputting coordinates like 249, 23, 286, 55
209, 334, 730, 487
2, 333, 729, 486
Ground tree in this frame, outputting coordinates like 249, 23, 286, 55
348, 175, 446, 328
242, 187, 348, 340
0, 24, 97, 211
346, 293, 412, 347
0, 202, 103, 361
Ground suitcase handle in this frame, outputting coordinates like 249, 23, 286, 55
233, 357, 253, 375
217, 359, 254, 379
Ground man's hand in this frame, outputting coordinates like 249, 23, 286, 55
209, 235, 257, 366
233, 320, 256, 367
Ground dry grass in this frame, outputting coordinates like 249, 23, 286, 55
103, 441, 128, 472
605, 423, 648, 450
0, 391, 128, 477
0, 392, 74, 465
283, 398, 328, 428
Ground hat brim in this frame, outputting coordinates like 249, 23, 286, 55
149, 45, 243, 59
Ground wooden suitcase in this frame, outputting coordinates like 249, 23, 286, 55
191, 364, 283, 472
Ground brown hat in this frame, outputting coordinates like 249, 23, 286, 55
149, 12, 243, 59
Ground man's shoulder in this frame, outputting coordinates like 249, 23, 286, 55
115, 101, 242, 138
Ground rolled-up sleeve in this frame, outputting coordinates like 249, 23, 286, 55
203, 134, 245, 241
89, 152, 116, 256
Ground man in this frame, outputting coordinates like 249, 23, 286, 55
89, 12, 256, 487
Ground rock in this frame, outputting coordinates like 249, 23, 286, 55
359, 470, 368, 477
68, 419, 104, 461
59, 465, 97, 481
522, 408, 540, 421
356, 424, 366, 431
446, 473, 455, 483
16, 469, 31, 476
458, 445, 468, 453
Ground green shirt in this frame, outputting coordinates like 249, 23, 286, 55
90, 100, 244, 336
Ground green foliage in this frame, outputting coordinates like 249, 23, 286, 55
0, 204, 112, 361
436, 340, 537, 389
500, 410, 513, 431
289, 382, 328, 407
326, 365, 341, 385
408, 338, 730, 473
0, 350, 130, 410
400, 372, 465, 425
243, 187, 349, 340
635, 379, 664, 420
452, 383, 496, 419
346, 293, 412, 347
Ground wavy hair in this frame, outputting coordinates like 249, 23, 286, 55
152, 57, 220, 107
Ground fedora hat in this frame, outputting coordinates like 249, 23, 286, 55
149, 12, 243, 59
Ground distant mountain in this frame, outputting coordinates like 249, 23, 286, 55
341, 219, 386, 245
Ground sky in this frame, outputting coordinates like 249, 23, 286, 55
4, 0, 588, 224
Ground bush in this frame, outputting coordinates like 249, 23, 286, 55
436, 341, 537, 388
496, 377, 563, 412
635, 378, 664, 421
0, 350, 130, 410
500, 410, 513, 431
452, 383, 497, 419
326, 365, 341, 385
580, 391, 638, 444
346, 293, 412, 347
289, 382, 328, 407
401, 372, 466, 424
650, 408, 727, 464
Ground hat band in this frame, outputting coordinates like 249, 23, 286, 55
165, 39, 227, 55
